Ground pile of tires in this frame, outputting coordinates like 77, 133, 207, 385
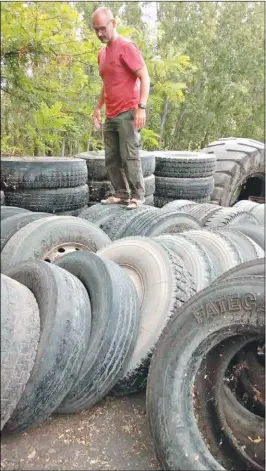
0, 157, 89, 214
1, 202, 264, 458
1, 252, 141, 432
74, 150, 156, 206
147, 258, 265, 471
153, 151, 217, 208
202, 137, 265, 206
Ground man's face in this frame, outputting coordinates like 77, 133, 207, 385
93, 17, 115, 43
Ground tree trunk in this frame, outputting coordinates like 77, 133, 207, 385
160, 99, 169, 142
61, 136, 65, 157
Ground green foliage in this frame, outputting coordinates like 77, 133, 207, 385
1, 1, 264, 155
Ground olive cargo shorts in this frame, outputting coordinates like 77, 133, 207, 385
104, 110, 145, 200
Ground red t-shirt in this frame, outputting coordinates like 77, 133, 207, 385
98, 36, 145, 119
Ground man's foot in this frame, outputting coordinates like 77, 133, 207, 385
126, 198, 144, 210
101, 195, 130, 205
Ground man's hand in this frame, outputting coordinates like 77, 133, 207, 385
134, 108, 146, 130
93, 108, 102, 130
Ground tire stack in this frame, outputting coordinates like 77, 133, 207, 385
202, 137, 265, 206
0, 157, 89, 215
74, 150, 156, 206
153, 151, 217, 208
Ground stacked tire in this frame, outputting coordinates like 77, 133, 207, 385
153, 151, 217, 208
202, 137, 265, 206
75, 150, 156, 205
0, 157, 89, 214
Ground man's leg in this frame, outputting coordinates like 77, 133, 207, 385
103, 117, 130, 201
118, 111, 145, 202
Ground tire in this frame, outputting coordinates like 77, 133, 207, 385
121, 210, 202, 239
233, 200, 259, 212
1, 206, 31, 221
1, 191, 5, 205
140, 151, 156, 177
146, 278, 264, 471
211, 228, 265, 261
204, 207, 259, 228
162, 199, 198, 211
155, 176, 214, 199
154, 195, 211, 208
4, 184, 89, 213
214, 258, 265, 283
82, 206, 159, 241
154, 234, 215, 290
1, 157, 88, 190
1, 274, 40, 430
144, 194, 154, 206
184, 203, 222, 225
88, 175, 155, 202
154, 151, 216, 178
75, 150, 155, 179
55, 206, 88, 216
202, 137, 265, 206
183, 229, 243, 278
144, 174, 155, 196
4, 261, 91, 432
1, 212, 53, 251
75, 151, 107, 181
222, 224, 265, 250
98, 237, 196, 394
1, 216, 111, 271
250, 204, 265, 225
54, 252, 140, 413
194, 333, 264, 471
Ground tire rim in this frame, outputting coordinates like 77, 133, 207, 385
43, 242, 91, 262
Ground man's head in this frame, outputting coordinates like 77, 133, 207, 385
92, 7, 116, 44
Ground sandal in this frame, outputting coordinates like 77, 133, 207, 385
101, 196, 130, 205
126, 199, 144, 210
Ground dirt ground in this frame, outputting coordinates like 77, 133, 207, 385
1, 393, 161, 471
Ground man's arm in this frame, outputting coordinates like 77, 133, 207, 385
134, 65, 150, 129
93, 86, 105, 129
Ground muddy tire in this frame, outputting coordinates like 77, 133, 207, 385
98, 237, 196, 394
202, 137, 265, 206
55, 252, 140, 412
1, 216, 111, 271
1, 157, 88, 190
4, 184, 89, 213
4, 261, 91, 432
1, 274, 40, 430
1, 212, 53, 251
146, 278, 264, 471
154, 151, 216, 178
184, 203, 222, 225
1, 206, 31, 221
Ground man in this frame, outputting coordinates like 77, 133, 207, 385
92, 6, 150, 209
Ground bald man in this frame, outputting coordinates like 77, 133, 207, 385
92, 7, 150, 209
